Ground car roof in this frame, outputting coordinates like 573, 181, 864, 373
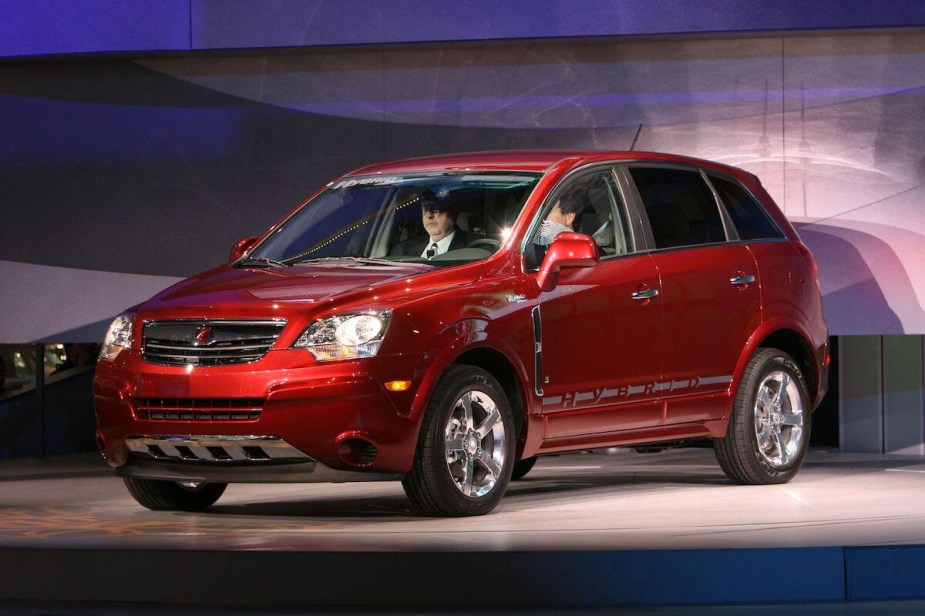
346, 150, 757, 183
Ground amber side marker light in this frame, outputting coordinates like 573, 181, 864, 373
385, 380, 412, 392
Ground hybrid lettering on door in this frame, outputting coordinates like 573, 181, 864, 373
542, 375, 733, 410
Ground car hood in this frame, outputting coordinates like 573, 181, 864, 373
144, 262, 456, 311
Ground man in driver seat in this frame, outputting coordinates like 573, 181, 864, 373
391, 190, 481, 259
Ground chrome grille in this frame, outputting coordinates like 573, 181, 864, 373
142, 319, 286, 366
135, 398, 263, 422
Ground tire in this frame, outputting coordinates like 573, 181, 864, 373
123, 477, 227, 512
511, 456, 538, 481
714, 348, 812, 484
402, 365, 515, 516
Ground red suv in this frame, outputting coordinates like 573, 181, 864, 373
94, 151, 828, 516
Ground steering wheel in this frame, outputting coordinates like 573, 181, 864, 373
466, 238, 500, 251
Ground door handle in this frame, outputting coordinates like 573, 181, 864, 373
632, 288, 659, 301
729, 274, 756, 286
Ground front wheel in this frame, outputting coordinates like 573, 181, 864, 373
123, 477, 227, 511
511, 456, 538, 481
714, 348, 811, 484
402, 365, 515, 516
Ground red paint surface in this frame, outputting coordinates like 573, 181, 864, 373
95, 151, 828, 477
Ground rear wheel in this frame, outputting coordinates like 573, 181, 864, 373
402, 365, 515, 516
123, 477, 227, 511
715, 348, 811, 484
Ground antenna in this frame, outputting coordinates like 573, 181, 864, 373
629, 123, 643, 151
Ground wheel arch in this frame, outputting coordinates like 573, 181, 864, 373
754, 327, 820, 409
727, 319, 824, 425
453, 346, 528, 452
409, 317, 535, 461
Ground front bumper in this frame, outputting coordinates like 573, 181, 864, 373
94, 348, 429, 476
117, 434, 401, 483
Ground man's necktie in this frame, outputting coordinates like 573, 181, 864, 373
426, 242, 438, 259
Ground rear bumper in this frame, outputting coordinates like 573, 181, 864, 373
813, 339, 830, 411
816, 359, 830, 411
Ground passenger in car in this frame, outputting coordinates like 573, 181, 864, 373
534, 191, 585, 247
527, 191, 589, 267
390, 191, 482, 258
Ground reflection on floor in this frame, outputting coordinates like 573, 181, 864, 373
1, 448, 924, 611
2, 448, 924, 551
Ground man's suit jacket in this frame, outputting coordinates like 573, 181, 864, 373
390, 228, 480, 257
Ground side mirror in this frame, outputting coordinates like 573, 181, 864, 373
536, 232, 599, 292
229, 236, 258, 262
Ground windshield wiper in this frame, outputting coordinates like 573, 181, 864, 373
236, 257, 290, 268
292, 256, 404, 266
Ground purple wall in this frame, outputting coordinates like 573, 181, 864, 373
0, 0, 190, 57
2, 31, 924, 341
2, 4, 925, 342
2, 0, 924, 58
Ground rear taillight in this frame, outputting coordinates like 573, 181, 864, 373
794, 242, 819, 280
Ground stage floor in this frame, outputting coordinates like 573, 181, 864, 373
1, 448, 924, 551
2, 448, 924, 609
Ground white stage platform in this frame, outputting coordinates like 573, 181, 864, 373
1, 449, 924, 609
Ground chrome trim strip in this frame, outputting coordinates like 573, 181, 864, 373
125, 435, 312, 463
145, 351, 265, 361
144, 319, 287, 326
532, 305, 543, 396
699, 375, 734, 386
145, 342, 273, 352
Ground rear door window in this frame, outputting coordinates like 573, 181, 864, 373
628, 167, 727, 249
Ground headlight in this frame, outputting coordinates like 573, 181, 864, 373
293, 310, 391, 362
99, 314, 134, 361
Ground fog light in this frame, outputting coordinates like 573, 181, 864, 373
337, 437, 378, 466
385, 379, 412, 392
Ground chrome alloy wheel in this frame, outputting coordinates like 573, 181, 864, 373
754, 370, 805, 467
443, 390, 506, 497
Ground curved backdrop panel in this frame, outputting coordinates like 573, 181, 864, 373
3, 0, 923, 59
1, 30, 923, 341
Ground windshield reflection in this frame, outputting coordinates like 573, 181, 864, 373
248, 173, 541, 267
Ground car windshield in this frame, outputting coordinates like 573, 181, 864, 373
248, 172, 541, 266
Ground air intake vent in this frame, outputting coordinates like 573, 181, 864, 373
135, 398, 264, 422
142, 319, 285, 366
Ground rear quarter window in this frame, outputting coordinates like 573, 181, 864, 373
709, 175, 783, 241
